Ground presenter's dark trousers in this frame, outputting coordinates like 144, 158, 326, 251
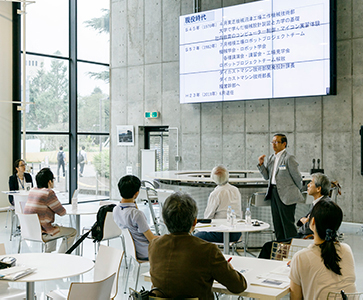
270, 185, 297, 241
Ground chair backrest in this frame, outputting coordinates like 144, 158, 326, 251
17, 213, 43, 242
121, 228, 137, 260
287, 238, 314, 259
67, 273, 116, 300
72, 189, 79, 201
94, 245, 123, 299
102, 212, 122, 240
0, 243, 5, 255
327, 291, 363, 300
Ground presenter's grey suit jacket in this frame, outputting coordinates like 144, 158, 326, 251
257, 151, 304, 205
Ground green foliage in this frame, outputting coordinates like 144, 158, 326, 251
78, 87, 109, 132
27, 52, 69, 131
93, 150, 110, 179
84, 8, 109, 34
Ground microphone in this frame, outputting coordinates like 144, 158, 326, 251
312, 159, 316, 169
317, 159, 320, 169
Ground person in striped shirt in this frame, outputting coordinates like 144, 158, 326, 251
23, 168, 77, 253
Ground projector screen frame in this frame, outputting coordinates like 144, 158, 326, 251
179, 0, 337, 104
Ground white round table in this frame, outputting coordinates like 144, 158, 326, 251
65, 204, 100, 255
195, 219, 270, 255
0, 253, 94, 300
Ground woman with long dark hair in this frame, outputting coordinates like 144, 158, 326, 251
289, 200, 357, 299
8, 159, 33, 205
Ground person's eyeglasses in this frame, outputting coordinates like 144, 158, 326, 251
19, 163, 27, 167
270, 141, 282, 145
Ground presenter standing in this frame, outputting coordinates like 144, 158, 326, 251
257, 134, 304, 240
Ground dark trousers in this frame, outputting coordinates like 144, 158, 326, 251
194, 231, 241, 243
270, 185, 297, 241
57, 161, 65, 177
79, 162, 85, 174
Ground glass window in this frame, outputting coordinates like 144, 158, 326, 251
23, 134, 70, 203
77, 0, 109, 64
77, 62, 109, 133
25, 0, 69, 57
149, 132, 169, 171
23, 54, 69, 132
77, 135, 109, 200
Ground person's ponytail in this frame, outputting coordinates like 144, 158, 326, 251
310, 200, 343, 276
319, 229, 341, 275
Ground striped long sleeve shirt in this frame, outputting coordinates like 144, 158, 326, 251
24, 188, 66, 235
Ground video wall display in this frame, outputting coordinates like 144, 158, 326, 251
179, 0, 335, 104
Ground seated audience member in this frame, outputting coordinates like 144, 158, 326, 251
23, 168, 76, 253
149, 192, 247, 299
8, 159, 33, 205
194, 165, 242, 243
259, 173, 331, 259
113, 175, 158, 260
289, 200, 357, 299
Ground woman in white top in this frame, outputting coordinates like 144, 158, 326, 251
289, 200, 357, 299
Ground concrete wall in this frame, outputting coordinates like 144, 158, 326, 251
110, 0, 363, 222
0, 2, 14, 207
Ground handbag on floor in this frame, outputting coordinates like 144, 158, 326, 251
129, 287, 166, 300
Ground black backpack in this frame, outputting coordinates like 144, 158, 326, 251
91, 204, 116, 242
57, 151, 64, 162
77, 151, 84, 164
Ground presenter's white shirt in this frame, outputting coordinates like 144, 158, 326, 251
289, 243, 357, 300
271, 148, 286, 185
204, 183, 242, 219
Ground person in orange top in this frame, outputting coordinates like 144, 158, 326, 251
23, 168, 76, 253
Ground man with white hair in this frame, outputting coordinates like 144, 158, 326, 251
194, 165, 242, 243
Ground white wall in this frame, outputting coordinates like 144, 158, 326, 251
0, 2, 13, 207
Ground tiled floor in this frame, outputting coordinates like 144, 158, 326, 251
1, 203, 362, 300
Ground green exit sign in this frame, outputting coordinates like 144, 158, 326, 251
145, 111, 159, 119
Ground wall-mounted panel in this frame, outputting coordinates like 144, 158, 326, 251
127, 0, 144, 66
246, 100, 269, 133
222, 102, 245, 133
111, 0, 127, 68
145, 1, 162, 64
162, 0, 179, 62
222, 132, 245, 170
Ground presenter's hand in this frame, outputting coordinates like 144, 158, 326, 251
258, 155, 266, 166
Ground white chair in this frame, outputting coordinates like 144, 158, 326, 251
47, 245, 123, 300
49, 273, 116, 300
327, 291, 363, 299
81, 211, 122, 256
287, 238, 314, 259
0, 243, 28, 300
17, 213, 67, 253
122, 228, 149, 294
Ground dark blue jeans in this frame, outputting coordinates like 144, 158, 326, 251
194, 231, 241, 243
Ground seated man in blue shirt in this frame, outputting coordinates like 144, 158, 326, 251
113, 175, 158, 260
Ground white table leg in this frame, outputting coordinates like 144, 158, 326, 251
223, 232, 230, 255
26, 282, 35, 300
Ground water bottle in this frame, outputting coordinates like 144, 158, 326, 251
231, 209, 237, 228
72, 195, 78, 211
227, 206, 232, 224
245, 207, 252, 225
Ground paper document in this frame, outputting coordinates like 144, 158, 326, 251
250, 278, 290, 289
0, 266, 36, 281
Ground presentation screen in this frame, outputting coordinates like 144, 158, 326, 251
179, 0, 336, 104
